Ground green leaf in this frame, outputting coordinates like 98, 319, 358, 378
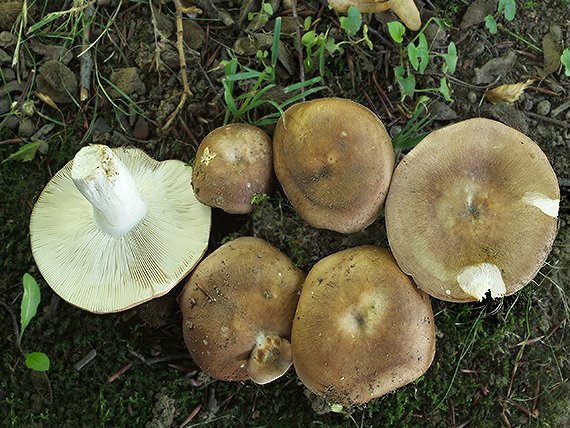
561, 49, 570, 76
417, 33, 429, 74
20, 273, 41, 341
432, 18, 452, 32
438, 77, 453, 102
387, 21, 405, 44
395, 66, 416, 101
262, 2, 273, 14
301, 31, 316, 47
499, 0, 516, 21
25, 352, 50, 372
363, 25, 373, 50
340, 6, 361, 37
325, 38, 341, 55
443, 42, 458, 74
407, 33, 429, 74
2, 141, 45, 163
484, 15, 498, 34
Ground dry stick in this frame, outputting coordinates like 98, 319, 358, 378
79, 1, 94, 101
163, 0, 195, 131
0, 300, 24, 355
289, 0, 306, 97
524, 110, 570, 129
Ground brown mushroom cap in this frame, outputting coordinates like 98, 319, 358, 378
385, 118, 560, 303
192, 124, 274, 214
327, 0, 421, 31
273, 98, 394, 234
291, 246, 435, 406
179, 236, 305, 384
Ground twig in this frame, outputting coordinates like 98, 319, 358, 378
0, 300, 24, 355
163, 0, 197, 131
523, 110, 570, 129
79, 1, 94, 101
290, 0, 305, 96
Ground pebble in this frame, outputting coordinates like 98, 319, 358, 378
19, 118, 35, 138
536, 100, 551, 116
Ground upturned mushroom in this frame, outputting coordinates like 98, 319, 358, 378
273, 97, 394, 234
179, 236, 305, 384
192, 124, 275, 214
29, 144, 211, 313
327, 0, 421, 31
385, 118, 560, 302
291, 245, 435, 406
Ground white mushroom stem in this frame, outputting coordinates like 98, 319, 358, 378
247, 333, 293, 385
71, 144, 147, 236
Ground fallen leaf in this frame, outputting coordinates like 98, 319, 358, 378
484, 79, 534, 104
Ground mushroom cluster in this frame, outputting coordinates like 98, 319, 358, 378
180, 98, 559, 409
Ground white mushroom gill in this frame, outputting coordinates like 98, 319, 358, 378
456, 263, 506, 301
71, 145, 148, 236
522, 192, 560, 218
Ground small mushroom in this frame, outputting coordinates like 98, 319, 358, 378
179, 236, 305, 384
327, 0, 421, 31
30, 144, 211, 313
291, 245, 435, 406
385, 118, 560, 302
273, 97, 394, 234
192, 123, 274, 214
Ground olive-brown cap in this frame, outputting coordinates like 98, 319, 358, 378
385, 118, 560, 302
179, 237, 305, 384
273, 98, 394, 234
192, 124, 274, 214
291, 246, 435, 406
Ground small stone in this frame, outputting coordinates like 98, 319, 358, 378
36, 60, 78, 103
1, 66, 16, 81
536, 100, 551, 116
108, 67, 146, 98
182, 20, 205, 50
133, 116, 149, 140
92, 117, 112, 134
0, 31, 17, 47
523, 99, 534, 111
19, 118, 35, 138
0, 2, 23, 32
0, 48, 11, 65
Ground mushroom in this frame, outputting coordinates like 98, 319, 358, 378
291, 245, 435, 406
327, 0, 421, 31
273, 97, 394, 234
29, 144, 211, 313
179, 236, 305, 384
385, 118, 560, 302
192, 123, 275, 214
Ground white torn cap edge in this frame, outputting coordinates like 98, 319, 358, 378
30, 145, 211, 313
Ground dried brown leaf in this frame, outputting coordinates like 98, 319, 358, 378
484, 79, 534, 104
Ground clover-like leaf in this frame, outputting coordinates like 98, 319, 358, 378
387, 21, 406, 44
